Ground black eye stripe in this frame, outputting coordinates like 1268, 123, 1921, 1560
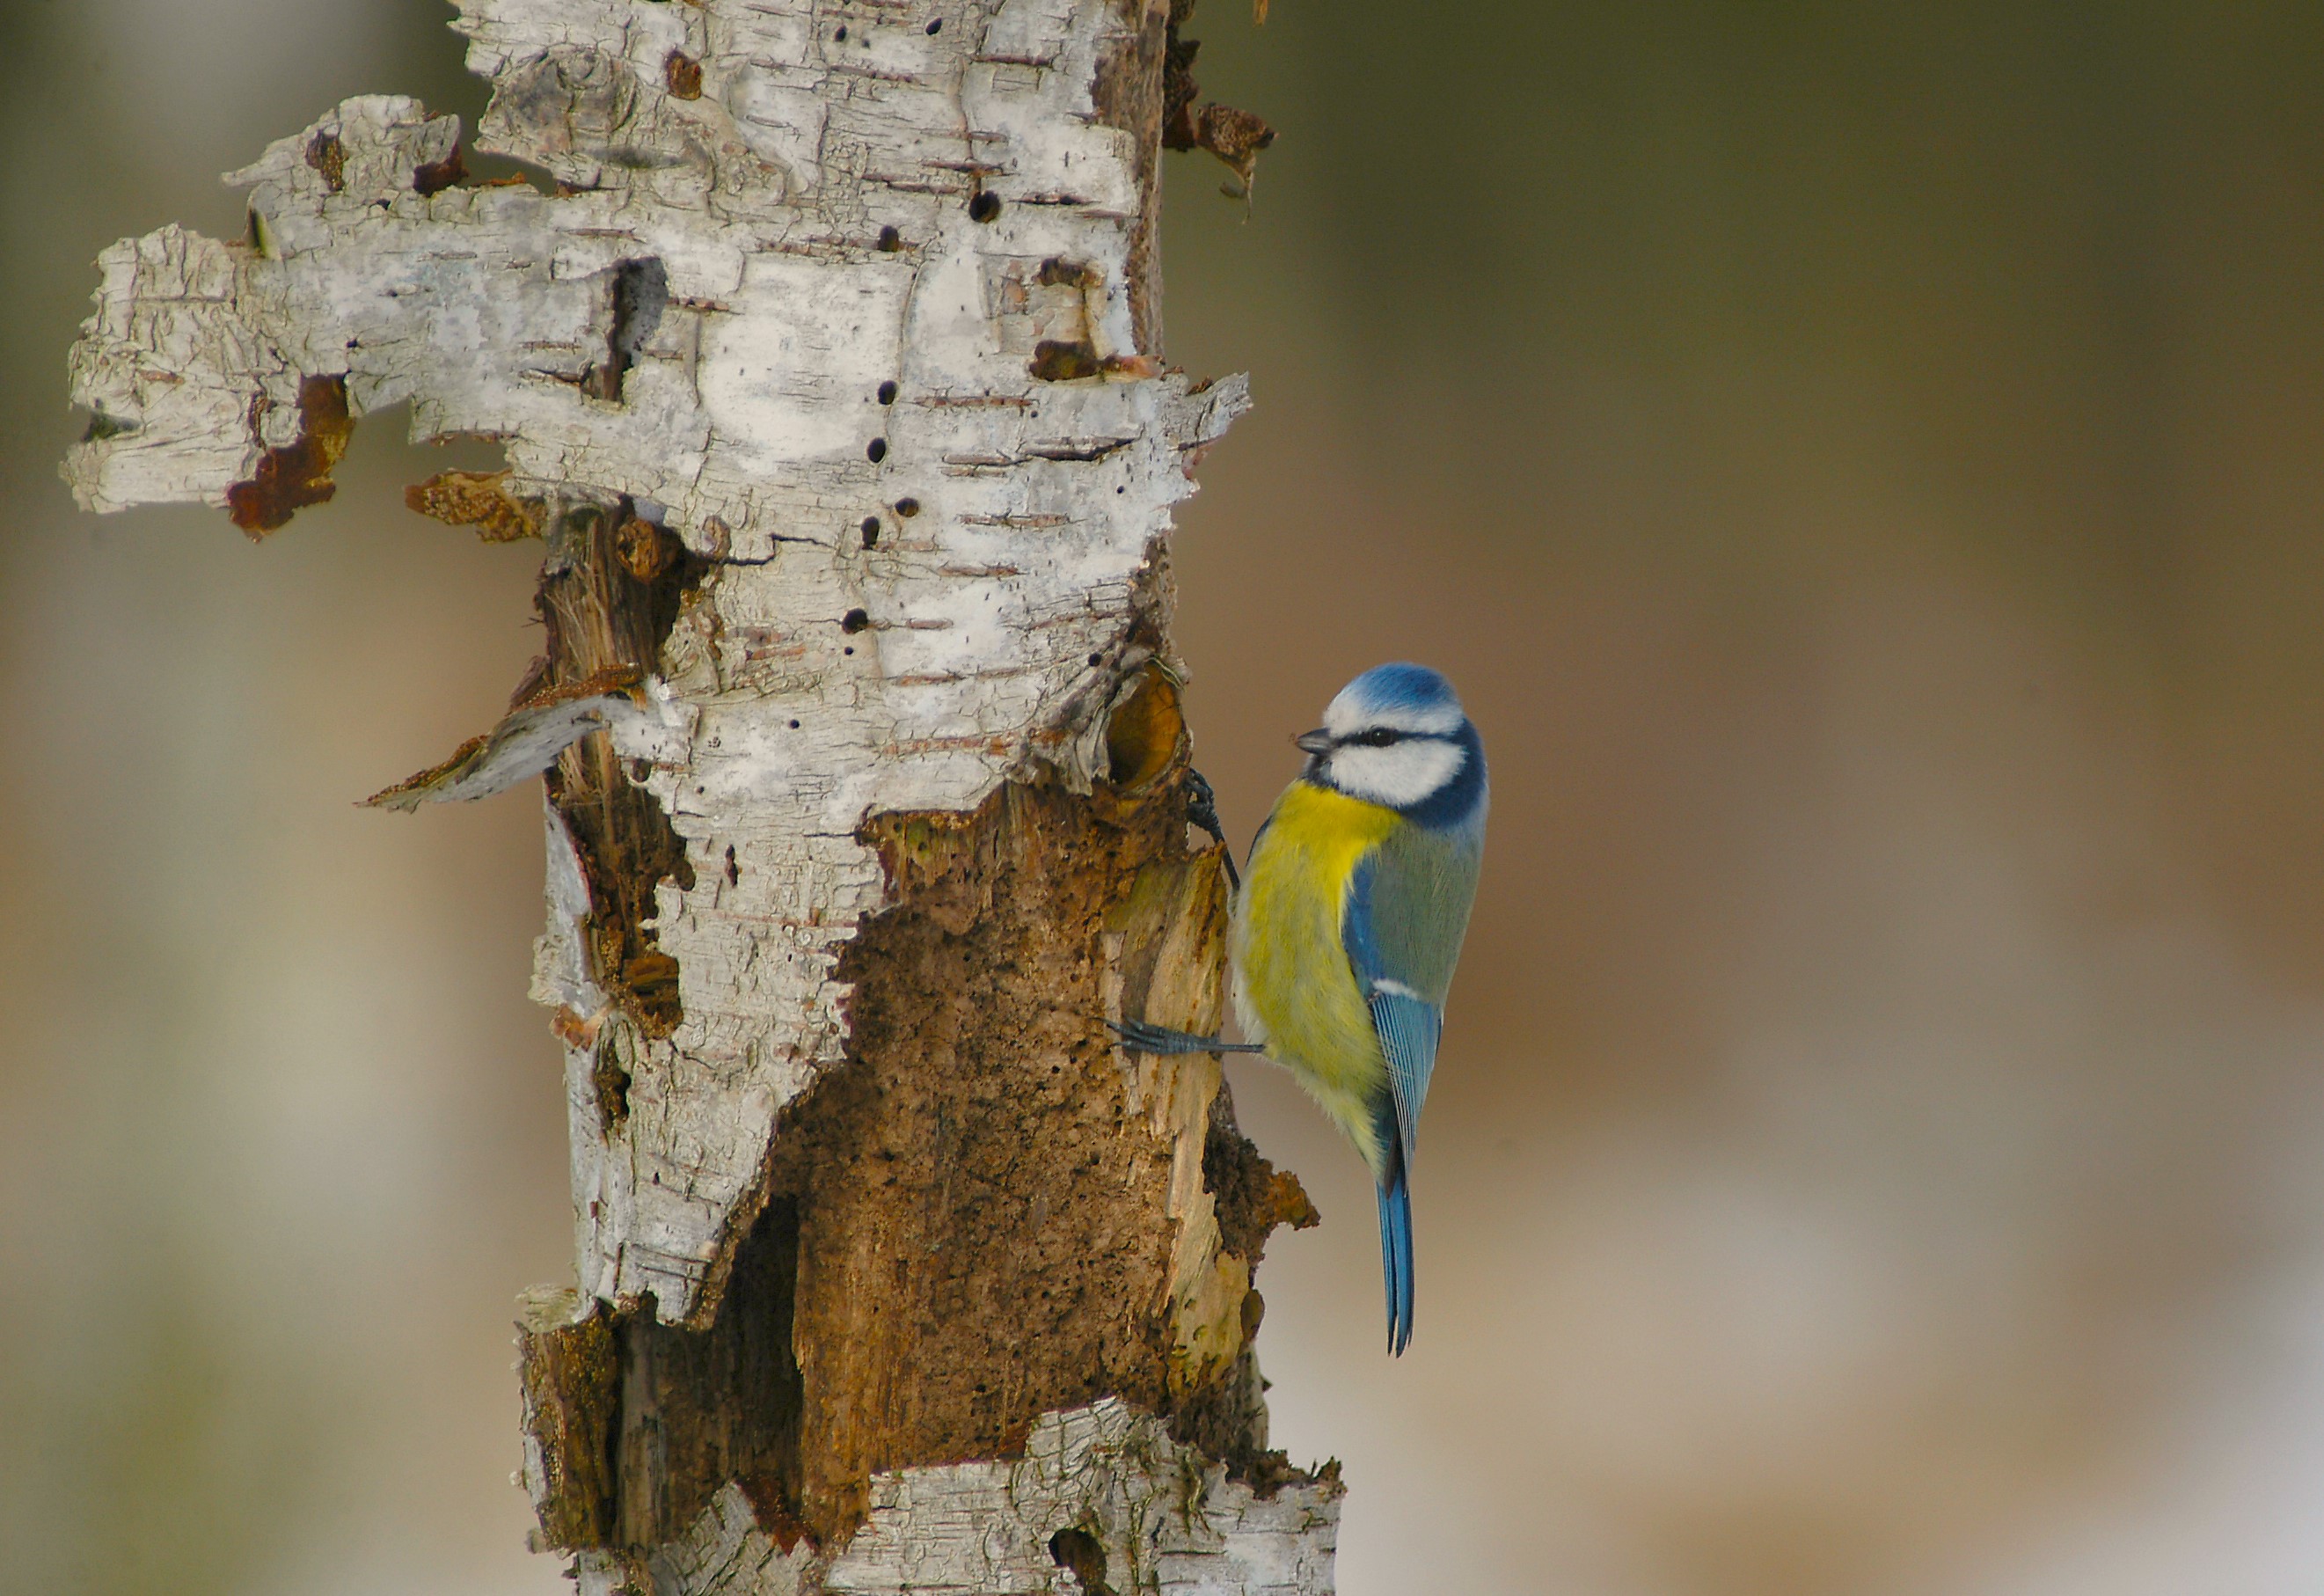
1336, 726, 1452, 748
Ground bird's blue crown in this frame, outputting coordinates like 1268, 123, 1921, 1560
1338, 663, 1465, 725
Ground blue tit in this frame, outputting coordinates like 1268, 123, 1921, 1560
1115, 663, 1487, 1354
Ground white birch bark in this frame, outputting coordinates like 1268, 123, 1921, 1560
63, 2, 1335, 1592
635, 1402, 1337, 1596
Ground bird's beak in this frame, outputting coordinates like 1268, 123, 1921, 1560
1294, 728, 1334, 756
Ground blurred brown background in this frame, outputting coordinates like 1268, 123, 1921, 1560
7, 3, 2324, 1592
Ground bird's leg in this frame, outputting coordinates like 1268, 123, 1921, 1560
1107, 1018, 1266, 1056
1182, 768, 1240, 892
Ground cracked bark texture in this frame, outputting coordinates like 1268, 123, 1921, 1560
63, 0, 1334, 1591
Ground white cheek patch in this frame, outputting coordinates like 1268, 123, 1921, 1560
1323, 691, 1464, 740
1326, 738, 1466, 810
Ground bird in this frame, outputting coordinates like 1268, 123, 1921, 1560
1114, 663, 1487, 1354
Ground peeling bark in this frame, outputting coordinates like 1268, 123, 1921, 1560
64, 1, 1325, 1590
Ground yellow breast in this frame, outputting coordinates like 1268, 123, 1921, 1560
1230, 780, 1400, 1170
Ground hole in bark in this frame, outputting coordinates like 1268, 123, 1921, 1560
835, 25, 847, 40
866, 437, 888, 462
80, 409, 135, 443
877, 224, 903, 251
968, 191, 1001, 223
926, 17, 942, 33
877, 380, 899, 405
1104, 664, 1185, 792
1035, 257, 1097, 289
842, 608, 871, 634
226, 374, 354, 537
593, 1051, 632, 1130
725, 845, 740, 886
663, 49, 704, 99
1049, 1527, 1117, 1596
583, 258, 669, 403
895, 496, 920, 517
859, 516, 880, 547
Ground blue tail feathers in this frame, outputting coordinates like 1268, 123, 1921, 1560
1370, 1092, 1415, 1354
1377, 1175, 1414, 1356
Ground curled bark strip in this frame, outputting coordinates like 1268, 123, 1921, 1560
362, 668, 644, 811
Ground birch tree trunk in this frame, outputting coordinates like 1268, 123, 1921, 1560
62, 2, 1335, 1591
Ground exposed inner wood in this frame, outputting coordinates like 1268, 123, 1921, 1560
536, 499, 700, 1054
782, 768, 1239, 1540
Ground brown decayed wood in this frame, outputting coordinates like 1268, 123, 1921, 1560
764, 713, 1318, 1536
778, 771, 1214, 1535
519, 1294, 620, 1548
609, 1201, 804, 1549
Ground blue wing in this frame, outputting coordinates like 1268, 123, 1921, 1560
1341, 850, 1452, 1175
1367, 984, 1441, 1172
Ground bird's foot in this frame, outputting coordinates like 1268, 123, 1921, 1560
1182, 768, 1240, 891
1108, 1018, 1266, 1056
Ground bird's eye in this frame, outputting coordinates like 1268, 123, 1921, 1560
1359, 728, 1400, 747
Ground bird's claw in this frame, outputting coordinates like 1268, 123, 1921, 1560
1182, 768, 1240, 891
1107, 1017, 1264, 1056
